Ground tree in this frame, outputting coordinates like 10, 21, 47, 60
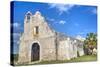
84, 33, 97, 54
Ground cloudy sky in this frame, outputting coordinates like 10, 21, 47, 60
11, 1, 97, 54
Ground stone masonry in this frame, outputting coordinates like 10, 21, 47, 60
18, 11, 84, 64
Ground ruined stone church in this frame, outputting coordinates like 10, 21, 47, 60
18, 11, 84, 63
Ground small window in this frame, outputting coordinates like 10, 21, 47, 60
26, 13, 31, 22
36, 26, 39, 34
27, 15, 30, 20
34, 26, 39, 35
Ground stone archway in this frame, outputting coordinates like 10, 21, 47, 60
31, 43, 40, 61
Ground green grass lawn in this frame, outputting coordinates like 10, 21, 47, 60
33, 55, 97, 65
15, 55, 97, 66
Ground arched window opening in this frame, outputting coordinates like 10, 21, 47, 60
26, 12, 31, 22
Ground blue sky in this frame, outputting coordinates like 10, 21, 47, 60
11, 1, 97, 54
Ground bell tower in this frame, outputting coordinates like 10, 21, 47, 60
24, 11, 32, 34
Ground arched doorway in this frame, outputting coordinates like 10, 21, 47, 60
31, 43, 40, 61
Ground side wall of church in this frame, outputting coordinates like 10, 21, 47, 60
58, 40, 71, 60
58, 38, 84, 60
77, 41, 84, 56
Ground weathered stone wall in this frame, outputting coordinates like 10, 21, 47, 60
58, 38, 84, 60
77, 42, 84, 56
18, 11, 84, 64
18, 38, 30, 63
58, 40, 71, 60
39, 37, 56, 61
18, 11, 56, 63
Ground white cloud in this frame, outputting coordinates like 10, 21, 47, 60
47, 17, 66, 25
12, 22, 20, 28
47, 17, 55, 22
78, 31, 86, 35
54, 20, 66, 24
13, 33, 21, 42
76, 35, 85, 41
13, 33, 21, 46
92, 8, 97, 14
48, 3, 75, 15
87, 7, 97, 14
13, 33, 21, 37
59, 20, 66, 24
12, 22, 23, 33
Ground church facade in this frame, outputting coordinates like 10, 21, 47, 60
18, 11, 84, 64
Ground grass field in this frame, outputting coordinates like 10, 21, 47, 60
33, 55, 97, 65
16, 55, 97, 66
